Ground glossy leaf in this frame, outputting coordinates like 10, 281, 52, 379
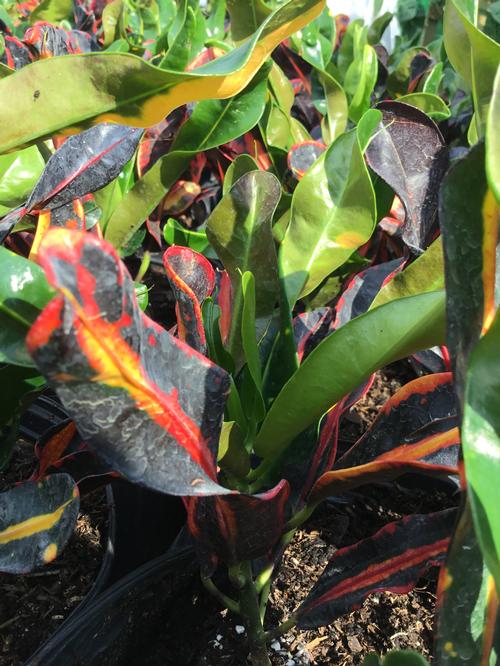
293, 307, 334, 363
27, 124, 142, 211
462, 311, 500, 589
287, 141, 326, 180
435, 501, 500, 665
344, 44, 378, 123
280, 109, 379, 305
0, 473, 79, 574
370, 238, 444, 310
186, 479, 289, 574
487, 66, 500, 204
309, 374, 459, 503
163, 218, 209, 253
254, 290, 446, 458
365, 101, 448, 253
0, 146, 45, 213
333, 258, 405, 329
0, 247, 54, 366
439, 141, 489, 398
163, 246, 215, 354
206, 171, 281, 362
444, 0, 500, 131
297, 509, 456, 628
27, 229, 231, 497
29, 0, 72, 24
318, 69, 348, 144
223, 155, 260, 195
104, 66, 269, 249
0, 0, 325, 152
397, 93, 451, 121
227, 0, 272, 42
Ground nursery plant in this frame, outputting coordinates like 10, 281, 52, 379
0, 0, 498, 664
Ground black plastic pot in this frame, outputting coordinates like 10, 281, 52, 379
26, 543, 195, 666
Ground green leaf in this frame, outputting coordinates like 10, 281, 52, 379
241, 272, 266, 423
227, 0, 272, 42
422, 61, 444, 94
241, 272, 263, 391
344, 43, 378, 123
463, 310, 500, 591
0, 0, 325, 153
102, 0, 124, 48
206, 170, 281, 363
206, 0, 227, 39
434, 500, 500, 665
0, 147, 45, 212
486, 65, 500, 204
29, 0, 72, 24
439, 141, 488, 399
397, 92, 451, 120
134, 282, 149, 311
444, 0, 500, 132
0, 248, 55, 367
318, 69, 348, 144
217, 421, 251, 478
254, 290, 446, 458
223, 155, 259, 195
104, 65, 269, 249
279, 109, 379, 306
337, 18, 366, 80
370, 238, 444, 309
367, 11, 393, 44
159, 5, 203, 71
163, 217, 209, 252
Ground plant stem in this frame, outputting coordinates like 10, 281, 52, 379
264, 615, 298, 642
201, 576, 240, 614
239, 561, 271, 666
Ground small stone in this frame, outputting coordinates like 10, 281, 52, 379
271, 640, 281, 651
286, 660, 296, 666
216, 634, 223, 641
235, 625, 245, 635
347, 636, 362, 653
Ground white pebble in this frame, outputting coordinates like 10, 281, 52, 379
271, 640, 281, 651
235, 625, 246, 635
216, 634, 223, 641
286, 660, 296, 666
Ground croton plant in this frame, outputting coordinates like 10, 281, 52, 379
0, 0, 499, 663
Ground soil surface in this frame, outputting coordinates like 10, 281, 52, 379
0, 439, 109, 665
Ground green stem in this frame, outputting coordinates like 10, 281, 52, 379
264, 615, 298, 642
201, 576, 240, 614
239, 561, 271, 666
259, 579, 272, 623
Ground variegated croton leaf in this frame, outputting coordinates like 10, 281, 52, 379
296, 508, 457, 629
0, 123, 142, 243
186, 479, 290, 576
309, 373, 459, 503
0, 473, 79, 574
163, 246, 216, 355
26, 229, 231, 497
